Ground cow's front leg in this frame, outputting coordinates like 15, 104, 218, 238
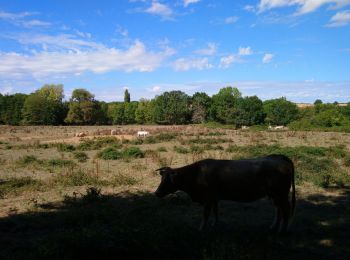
199, 203, 212, 231
270, 206, 281, 232
212, 200, 218, 227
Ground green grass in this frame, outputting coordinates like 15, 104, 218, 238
56, 143, 76, 152
174, 146, 190, 154
0, 177, 45, 198
77, 137, 122, 151
73, 151, 89, 162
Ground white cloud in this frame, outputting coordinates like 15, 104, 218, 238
184, 0, 201, 7
219, 55, 242, 68
262, 53, 274, 63
173, 57, 212, 71
257, 0, 350, 15
0, 11, 50, 27
224, 16, 239, 24
238, 46, 253, 56
144, 1, 173, 18
326, 10, 350, 26
244, 5, 256, 12
150, 86, 161, 92
194, 43, 217, 56
0, 40, 174, 80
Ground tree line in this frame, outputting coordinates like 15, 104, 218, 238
1, 84, 349, 130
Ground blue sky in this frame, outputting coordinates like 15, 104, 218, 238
0, 0, 350, 102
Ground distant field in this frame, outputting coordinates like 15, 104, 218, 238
0, 125, 349, 259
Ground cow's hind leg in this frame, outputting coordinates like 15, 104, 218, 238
200, 203, 212, 231
270, 205, 282, 233
278, 196, 291, 234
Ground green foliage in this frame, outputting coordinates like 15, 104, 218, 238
52, 170, 105, 186
157, 147, 167, 152
0, 177, 44, 198
154, 91, 190, 124
235, 96, 265, 126
135, 99, 154, 124
45, 159, 76, 168
22, 85, 66, 125
210, 86, 242, 124
191, 92, 211, 123
0, 93, 27, 125
73, 151, 89, 162
77, 137, 121, 151
17, 155, 41, 166
57, 143, 76, 152
111, 174, 138, 186
122, 147, 144, 159
264, 97, 298, 125
124, 89, 130, 103
173, 146, 189, 154
65, 89, 101, 125
98, 147, 122, 160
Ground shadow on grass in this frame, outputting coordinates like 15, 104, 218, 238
0, 188, 349, 259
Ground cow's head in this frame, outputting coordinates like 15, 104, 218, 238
155, 167, 179, 198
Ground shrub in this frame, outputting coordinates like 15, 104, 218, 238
122, 147, 144, 159
74, 151, 89, 162
98, 147, 122, 160
0, 177, 44, 198
52, 170, 105, 186
111, 174, 138, 186
17, 155, 41, 166
174, 146, 189, 154
57, 143, 76, 152
45, 159, 76, 168
157, 147, 167, 152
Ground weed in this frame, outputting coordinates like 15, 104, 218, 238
0, 177, 45, 198
122, 147, 144, 159
98, 147, 122, 160
57, 143, 76, 152
111, 174, 138, 186
157, 147, 167, 152
74, 151, 89, 162
174, 146, 190, 154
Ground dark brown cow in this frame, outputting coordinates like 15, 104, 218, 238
155, 154, 296, 233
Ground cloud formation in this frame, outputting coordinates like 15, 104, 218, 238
183, 0, 200, 7
144, 1, 173, 18
262, 53, 274, 63
326, 10, 350, 26
194, 42, 217, 56
173, 57, 212, 71
257, 0, 350, 15
0, 38, 174, 79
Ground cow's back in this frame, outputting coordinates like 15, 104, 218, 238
196, 158, 292, 202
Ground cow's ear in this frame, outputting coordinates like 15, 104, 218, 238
155, 167, 169, 176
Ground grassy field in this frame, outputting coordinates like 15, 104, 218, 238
0, 125, 349, 259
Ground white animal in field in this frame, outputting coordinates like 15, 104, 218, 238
241, 126, 250, 130
111, 129, 117, 135
75, 132, 86, 137
274, 126, 285, 130
137, 131, 149, 137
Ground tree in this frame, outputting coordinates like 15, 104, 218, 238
210, 87, 241, 124
124, 89, 130, 103
22, 85, 65, 125
65, 89, 100, 125
314, 99, 323, 105
191, 92, 211, 124
235, 96, 265, 126
135, 99, 154, 124
263, 97, 298, 125
154, 91, 190, 124
0, 93, 27, 125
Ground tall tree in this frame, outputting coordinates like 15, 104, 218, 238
65, 89, 100, 125
235, 96, 265, 126
154, 91, 190, 124
263, 97, 298, 125
0, 93, 27, 125
191, 92, 211, 124
124, 89, 130, 103
22, 84, 65, 125
210, 87, 242, 124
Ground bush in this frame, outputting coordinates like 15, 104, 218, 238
0, 177, 44, 198
52, 170, 106, 186
98, 147, 122, 160
45, 159, 76, 168
122, 147, 144, 159
57, 143, 76, 152
74, 151, 89, 162
157, 147, 167, 152
174, 146, 189, 154
17, 155, 41, 166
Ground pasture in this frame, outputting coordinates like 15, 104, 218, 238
0, 125, 349, 259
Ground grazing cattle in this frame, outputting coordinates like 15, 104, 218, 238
137, 131, 149, 138
241, 125, 250, 130
155, 155, 296, 233
274, 126, 285, 130
111, 129, 117, 135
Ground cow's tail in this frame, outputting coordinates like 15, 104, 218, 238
290, 161, 296, 217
